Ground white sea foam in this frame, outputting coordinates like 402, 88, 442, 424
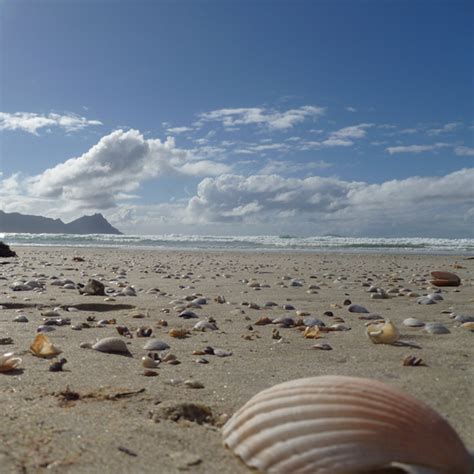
1, 233, 474, 254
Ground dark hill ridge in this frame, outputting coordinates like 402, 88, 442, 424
0, 211, 122, 235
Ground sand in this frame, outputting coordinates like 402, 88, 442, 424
0, 247, 473, 473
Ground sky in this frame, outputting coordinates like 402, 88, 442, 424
1, 0, 473, 237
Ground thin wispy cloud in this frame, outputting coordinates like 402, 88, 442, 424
455, 146, 474, 156
0, 111, 102, 135
426, 122, 460, 136
197, 105, 325, 130
386, 143, 450, 154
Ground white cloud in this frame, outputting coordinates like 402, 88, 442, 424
166, 126, 194, 134
345, 106, 357, 112
0, 111, 102, 135
182, 169, 474, 236
321, 137, 353, 147
386, 143, 450, 154
427, 122, 460, 136
455, 146, 474, 156
1, 129, 232, 213
198, 105, 325, 130
330, 123, 374, 139
258, 159, 331, 175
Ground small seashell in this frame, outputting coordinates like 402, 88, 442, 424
143, 369, 158, 377
347, 303, 369, 313
178, 310, 198, 319
303, 326, 321, 339
37, 325, 56, 333
142, 355, 160, 368
366, 319, 400, 344
0, 352, 22, 372
91, 337, 131, 354
30, 334, 62, 358
144, 339, 170, 351
430, 271, 460, 287
417, 296, 436, 305
214, 348, 232, 357
193, 320, 218, 332
453, 314, 474, 324
49, 358, 67, 372
184, 380, 204, 389
312, 342, 332, 351
255, 317, 273, 326
222, 375, 472, 473
403, 317, 425, 328
168, 328, 190, 339
402, 355, 425, 366
461, 321, 474, 331
136, 326, 153, 337
13, 315, 29, 323
424, 322, 450, 335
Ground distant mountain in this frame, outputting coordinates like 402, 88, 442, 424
0, 211, 122, 235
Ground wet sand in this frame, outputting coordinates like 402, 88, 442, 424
0, 247, 473, 473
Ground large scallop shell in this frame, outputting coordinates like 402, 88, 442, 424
222, 375, 472, 473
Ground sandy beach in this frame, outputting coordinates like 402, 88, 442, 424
0, 246, 473, 473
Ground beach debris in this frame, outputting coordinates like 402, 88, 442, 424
272, 328, 281, 340
461, 322, 474, 331
402, 355, 425, 367
0, 352, 22, 372
168, 327, 190, 338
403, 317, 425, 328
13, 314, 29, 323
117, 446, 138, 457
366, 319, 400, 344
143, 339, 170, 351
303, 326, 321, 339
312, 342, 332, 350
222, 375, 472, 474
136, 326, 153, 337
255, 316, 273, 326
0, 242, 17, 258
193, 320, 218, 331
347, 303, 369, 313
72, 256, 85, 262
30, 333, 62, 358
91, 337, 131, 354
143, 369, 158, 377
184, 379, 205, 389
49, 358, 68, 372
0, 337, 14, 345
142, 354, 160, 368
116, 325, 132, 337
153, 401, 213, 424
424, 322, 450, 335
430, 271, 461, 287
215, 295, 226, 304
80, 279, 105, 296
417, 296, 437, 305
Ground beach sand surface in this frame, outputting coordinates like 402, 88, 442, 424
0, 247, 473, 473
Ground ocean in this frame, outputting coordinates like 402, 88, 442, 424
1, 233, 474, 255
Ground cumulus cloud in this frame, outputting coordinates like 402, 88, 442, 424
455, 146, 474, 156
386, 143, 450, 154
182, 169, 474, 236
2, 129, 232, 213
198, 105, 325, 130
0, 111, 102, 135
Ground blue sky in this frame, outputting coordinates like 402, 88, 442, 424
1, 0, 473, 237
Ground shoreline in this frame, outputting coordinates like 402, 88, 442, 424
0, 247, 472, 472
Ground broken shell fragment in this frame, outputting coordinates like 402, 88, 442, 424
222, 375, 472, 474
0, 352, 22, 372
30, 333, 62, 358
303, 326, 321, 339
366, 319, 400, 344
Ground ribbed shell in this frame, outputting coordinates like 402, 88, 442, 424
222, 376, 471, 474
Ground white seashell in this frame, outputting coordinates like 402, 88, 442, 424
222, 375, 472, 473
0, 352, 22, 372
92, 337, 130, 354
143, 339, 170, 351
193, 320, 218, 331
403, 317, 425, 328
366, 319, 400, 344
142, 355, 160, 368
